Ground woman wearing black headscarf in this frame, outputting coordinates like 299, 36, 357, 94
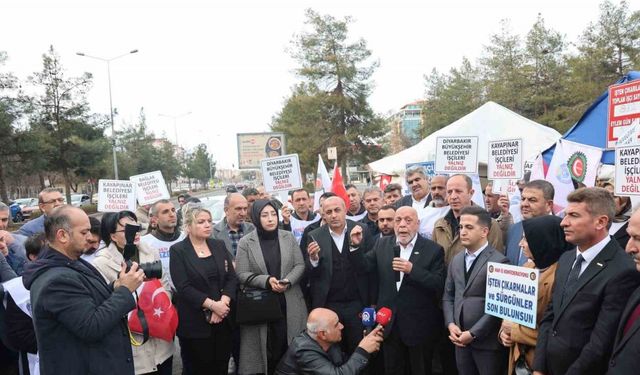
235, 200, 307, 375
498, 215, 573, 374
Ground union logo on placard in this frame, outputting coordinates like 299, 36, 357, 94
567, 152, 587, 183
555, 163, 572, 184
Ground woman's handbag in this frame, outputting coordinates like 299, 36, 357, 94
236, 273, 284, 325
514, 344, 533, 375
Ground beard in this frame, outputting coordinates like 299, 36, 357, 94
431, 197, 446, 207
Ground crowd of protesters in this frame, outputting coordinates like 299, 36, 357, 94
1, 166, 640, 375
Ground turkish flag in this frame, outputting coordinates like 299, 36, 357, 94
379, 175, 392, 190
331, 161, 350, 209
128, 279, 178, 342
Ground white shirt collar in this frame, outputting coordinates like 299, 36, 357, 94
411, 194, 429, 208
396, 234, 418, 250
329, 226, 348, 251
329, 226, 347, 238
576, 235, 611, 265
465, 241, 489, 258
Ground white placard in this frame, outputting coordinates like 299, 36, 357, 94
129, 171, 171, 206
98, 179, 137, 212
616, 119, 640, 147
435, 136, 479, 174
488, 139, 523, 180
485, 262, 539, 329
260, 154, 303, 193
327, 147, 337, 160
615, 145, 640, 195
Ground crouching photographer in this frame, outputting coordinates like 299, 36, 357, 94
94, 210, 176, 375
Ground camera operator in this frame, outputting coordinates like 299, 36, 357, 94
93, 211, 174, 375
23, 205, 144, 375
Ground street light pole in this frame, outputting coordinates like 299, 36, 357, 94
76, 49, 139, 179
159, 111, 192, 146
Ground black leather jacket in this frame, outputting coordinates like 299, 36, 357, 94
275, 331, 370, 375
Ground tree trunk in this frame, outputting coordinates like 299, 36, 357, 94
341, 161, 348, 183
39, 173, 46, 190
62, 167, 72, 205
0, 162, 9, 203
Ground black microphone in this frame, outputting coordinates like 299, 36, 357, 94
393, 245, 401, 282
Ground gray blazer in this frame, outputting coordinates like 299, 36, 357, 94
442, 244, 509, 350
235, 229, 308, 375
212, 218, 255, 257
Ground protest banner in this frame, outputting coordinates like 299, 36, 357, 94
237, 132, 286, 169
615, 144, 640, 195
485, 262, 539, 329
435, 136, 478, 174
3, 277, 40, 374
608, 80, 640, 149
488, 139, 522, 180
492, 179, 523, 223
562, 139, 602, 187
130, 171, 171, 206
616, 119, 640, 147
523, 160, 534, 175
97, 179, 137, 212
406, 161, 436, 178
289, 215, 321, 244
261, 154, 303, 193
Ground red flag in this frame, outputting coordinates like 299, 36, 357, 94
128, 279, 178, 342
331, 161, 350, 209
379, 175, 392, 190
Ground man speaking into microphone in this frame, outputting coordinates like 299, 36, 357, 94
351, 206, 446, 375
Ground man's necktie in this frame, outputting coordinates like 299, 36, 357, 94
562, 254, 584, 304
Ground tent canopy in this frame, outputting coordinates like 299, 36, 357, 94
541, 71, 640, 166
369, 101, 561, 175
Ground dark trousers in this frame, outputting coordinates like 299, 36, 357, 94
266, 317, 288, 375
180, 331, 232, 375
326, 300, 364, 354
455, 346, 505, 375
434, 328, 458, 375
141, 356, 173, 375
384, 327, 435, 375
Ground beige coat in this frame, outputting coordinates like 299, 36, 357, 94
93, 241, 174, 374
432, 208, 505, 266
505, 262, 557, 374
235, 230, 308, 374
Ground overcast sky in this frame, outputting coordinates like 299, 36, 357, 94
1, 0, 610, 168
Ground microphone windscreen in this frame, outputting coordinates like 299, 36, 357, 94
376, 307, 392, 327
361, 307, 376, 327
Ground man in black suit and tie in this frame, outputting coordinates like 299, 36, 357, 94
443, 206, 509, 375
608, 208, 640, 374
533, 188, 639, 375
307, 196, 373, 354
350, 206, 445, 375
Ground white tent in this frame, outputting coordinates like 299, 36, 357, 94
369, 101, 562, 175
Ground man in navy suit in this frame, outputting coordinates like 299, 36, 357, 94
504, 180, 555, 266
533, 188, 639, 375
